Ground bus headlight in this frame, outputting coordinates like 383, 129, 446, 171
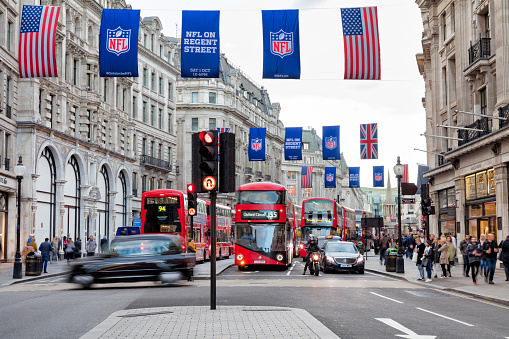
236, 254, 244, 261
276, 254, 284, 261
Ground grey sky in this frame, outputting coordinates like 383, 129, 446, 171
131, 0, 426, 187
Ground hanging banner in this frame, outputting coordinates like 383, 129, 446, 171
249, 128, 266, 161
322, 126, 340, 160
360, 123, 378, 159
325, 167, 336, 188
284, 127, 302, 160
181, 10, 220, 78
99, 9, 141, 77
262, 9, 301, 79
373, 166, 384, 187
416, 165, 429, 194
349, 167, 360, 188
301, 166, 313, 189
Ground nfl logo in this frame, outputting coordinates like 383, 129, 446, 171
375, 173, 382, 181
251, 138, 262, 151
325, 136, 337, 150
270, 29, 294, 58
106, 27, 131, 56
326, 173, 334, 182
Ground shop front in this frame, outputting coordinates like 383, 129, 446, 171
438, 187, 456, 236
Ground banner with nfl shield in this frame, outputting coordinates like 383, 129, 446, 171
322, 126, 340, 160
373, 166, 384, 187
284, 127, 302, 160
349, 167, 360, 188
262, 9, 301, 79
99, 9, 140, 77
324, 167, 336, 188
248, 128, 266, 161
181, 11, 220, 78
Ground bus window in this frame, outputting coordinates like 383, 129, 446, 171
144, 196, 181, 234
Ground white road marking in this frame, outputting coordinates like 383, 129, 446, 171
370, 292, 404, 304
286, 271, 291, 276
416, 308, 474, 327
375, 318, 436, 339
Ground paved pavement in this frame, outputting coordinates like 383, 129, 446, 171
364, 251, 509, 305
80, 306, 339, 339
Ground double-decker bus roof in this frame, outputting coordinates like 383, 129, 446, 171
237, 182, 286, 191
142, 189, 184, 197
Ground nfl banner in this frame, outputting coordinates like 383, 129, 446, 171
181, 11, 220, 78
248, 128, 266, 161
322, 126, 340, 160
349, 167, 360, 188
284, 127, 302, 160
262, 9, 301, 79
99, 9, 140, 77
373, 166, 384, 187
324, 167, 336, 188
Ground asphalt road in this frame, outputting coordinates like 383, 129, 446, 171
1, 259, 508, 339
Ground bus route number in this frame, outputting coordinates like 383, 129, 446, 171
158, 206, 166, 212
240, 210, 280, 220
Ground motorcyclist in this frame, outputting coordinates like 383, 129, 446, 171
303, 236, 320, 275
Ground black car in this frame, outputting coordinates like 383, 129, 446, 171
319, 241, 364, 274
68, 234, 195, 288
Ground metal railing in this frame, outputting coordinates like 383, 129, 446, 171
255, 171, 262, 178
468, 35, 491, 65
457, 117, 491, 146
140, 155, 172, 171
264, 175, 271, 181
5, 105, 11, 119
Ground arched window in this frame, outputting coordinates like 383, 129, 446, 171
64, 156, 81, 240
98, 166, 110, 242
36, 148, 57, 241
116, 171, 127, 226
74, 17, 81, 37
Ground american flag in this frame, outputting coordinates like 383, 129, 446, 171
360, 123, 378, 159
301, 166, 313, 189
341, 7, 380, 80
19, 5, 60, 78
402, 164, 409, 183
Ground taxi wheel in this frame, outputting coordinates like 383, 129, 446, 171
359, 269, 364, 274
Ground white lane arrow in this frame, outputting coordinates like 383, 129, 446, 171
375, 318, 436, 339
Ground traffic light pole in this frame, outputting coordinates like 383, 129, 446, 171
210, 190, 217, 310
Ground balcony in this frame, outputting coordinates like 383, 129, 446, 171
499, 104, 509, 129
4, 158, 9, 171
457, 117, 492, 146
140, 155, 172, 172
5, 105, 11, 119
264, 175, 271, 181
468, 36, 491, 66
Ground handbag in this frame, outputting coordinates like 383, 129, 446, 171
421, 258, 429, 267
412, 250, 418, 263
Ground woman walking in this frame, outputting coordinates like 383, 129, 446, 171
432, 237, 441, 278
446, 236, 455, 277
64, 238, 75, 263
438, 239, 449, 278
423, 240, 433, 282
415, 238, 426, 281
478, 234, 487, 277
467, 236, 482, 285
51, 236, 59, 262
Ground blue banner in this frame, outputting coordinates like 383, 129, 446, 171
416, 165, 430, 194
262, 10, 301, 79
349, 167, 360, 188
249, 128, 266, 161
181, 11, 220, 78
373, 166, 384, 187
99, 9, 140, 77
325, 167, 336, 188
322, 126, 340, 160
284, 127, 302, 160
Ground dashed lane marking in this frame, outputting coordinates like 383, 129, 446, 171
416, 307, 474, 327
370, 292, 404, 304
286, 271, 291, 276
431, 288, 509, 310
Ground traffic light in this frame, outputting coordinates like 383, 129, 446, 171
192, 130, 218, 192
187, 184, 197, 216
420, 183, 435, 215
219, 132, 236, 193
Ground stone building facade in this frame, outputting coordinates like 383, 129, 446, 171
416, 0, 508, 244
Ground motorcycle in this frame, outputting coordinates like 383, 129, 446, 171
308, 251, 320, 276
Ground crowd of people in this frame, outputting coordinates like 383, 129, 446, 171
374, 232, 509, 285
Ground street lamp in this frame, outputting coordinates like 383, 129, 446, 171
13, 156, 26, 279
393, 156, 405, 273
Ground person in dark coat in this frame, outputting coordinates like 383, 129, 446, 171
467, 237, 482, 284
499, 235, 509, 281
100, 236, 108, 253
415, 238, 426, 281
39, 238, 52, 273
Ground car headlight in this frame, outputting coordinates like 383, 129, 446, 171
276, 254, 284, 261
236, 254, 244, 261
326, 256, 335, 263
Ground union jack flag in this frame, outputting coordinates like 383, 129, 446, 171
360, 123, 378, 159
216, 128, 231, 154
301, 166, 313, 189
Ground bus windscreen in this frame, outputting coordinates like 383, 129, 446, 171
143, 196, 181, 234
304, 200, 334, 226
236, 191, 285, 205
236, 223, 286, 255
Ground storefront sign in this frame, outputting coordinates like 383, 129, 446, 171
465, 168, 495, 200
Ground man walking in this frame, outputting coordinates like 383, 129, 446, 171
459, 234, 471, 277
39, 238, 52, 273
467, 237, 481, 285
379, 234, 390, 265
483, 233, 499, 284
86, 236, 97, 257
406, 234, 416, 259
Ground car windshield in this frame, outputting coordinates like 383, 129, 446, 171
318, 237, 339, 249
111, 238, 181, 256
301, 227, 337, 244
326, 243, 358, 254
235, 223, 286, 254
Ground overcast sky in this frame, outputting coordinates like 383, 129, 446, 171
131, 0, 427, 188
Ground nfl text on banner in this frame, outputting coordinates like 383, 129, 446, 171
324, 167, 336, 188
373, 165, 384, 187
349, 167, 360, 188
322, 126, 340, 160
284, 127, 302, 160
262, 9, 301, 79
360, 123, 378, 159
248, 128, 266, 161
99, 9, 140, 77
181, 11, 220, 78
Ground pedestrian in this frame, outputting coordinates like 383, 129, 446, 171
406, 234, 416, 259
86, 236, 97, 257
446, 235, 455, 277
483, 233, 499, 284
419, 232, 425, 244
51, 236, 59, 263
379, 233, 390, 265
74, 237, 82, 259
438, 239, 449, 278
478, 234, 487, 277
467, 236, 482, 285
100, 236, 108, 253
29, 234, 38, 254
451, 233, 458, 251
374, 235, 380, 256
65, 238, 75, 263
432, 237, 441, 278
38, 237, 52, 273
498, 235, 509, 282
415, 238, 426, 281
423, 240, 433, 282
459, 234, 471, 277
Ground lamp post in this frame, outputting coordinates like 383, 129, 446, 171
13, 156, 27, 279
393, 156, 405, 273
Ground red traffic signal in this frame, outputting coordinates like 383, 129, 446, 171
199, 131, 215, 144
187, 184, 194, 193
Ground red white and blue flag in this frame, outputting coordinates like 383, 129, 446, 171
402, 164, 409, 184
301, 166, 313, 189
216, 127, 231, 134
19, 5, 61, 78
341, 7, 380, 80
360, 123, 378, 159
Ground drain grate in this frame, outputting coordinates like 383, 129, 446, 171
119, 311, 173, 318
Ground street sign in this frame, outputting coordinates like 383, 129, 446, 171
203, 176, 217, 191
188, 207, 196, 216
401, 198, 416, 204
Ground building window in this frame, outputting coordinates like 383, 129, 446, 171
442, 12, 446, 41
150, 141, 154, 157
157, 179, 162, 189
132, 97, 137, 119
151, 73, 155, 91
132, 172, 138, 195
6, 78, 11, 107
168, 113, 172, 133
209, 92, 216, 104
209, 118, 216, 130
7, 21, 13, 51
149, 177, 155, 190
103, 79, 108, 102
86, 64, 91, 89
442, 67, 447, 106
142, 138, 147, 155
122, 89, 126, 111
87, 110, 91, 139
465, 168, 495, 200
451, 4, 455, 33
159, 45, 163, 57
73, 59, 78, 86
151, 34, 155, 52
168, 82, 172, 100
166, 181, 173, 189
484, 12, 490, 38
192, 92, 198, 103
480, 88, 487, 115
142, 175, 147, 193
150, 105, 155, 126
192, 118, 198, 131
303, 143, 309, 150
143, 69, 147, 87
158, 143, 162, 159
133, 134, 137, 155
167, 147, 172, 165
159, 77, 163, 95
144, 34, 147, 47
158, 109, 162, 129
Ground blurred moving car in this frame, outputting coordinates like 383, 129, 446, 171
319, 241, 364, 274
68, 234, 195, 288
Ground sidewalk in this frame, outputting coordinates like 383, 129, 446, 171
193, 258, 234, 280
80, 306, 339, 339
0, 259, 70, 286
364, 252, 509, 305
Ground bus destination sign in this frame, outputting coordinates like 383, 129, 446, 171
240, 210, 280, 221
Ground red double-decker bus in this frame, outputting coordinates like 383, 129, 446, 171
355, 210, 374, 249
206, 201, 233, 260
234, 182, 294, 269
341, 206, 357, 242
